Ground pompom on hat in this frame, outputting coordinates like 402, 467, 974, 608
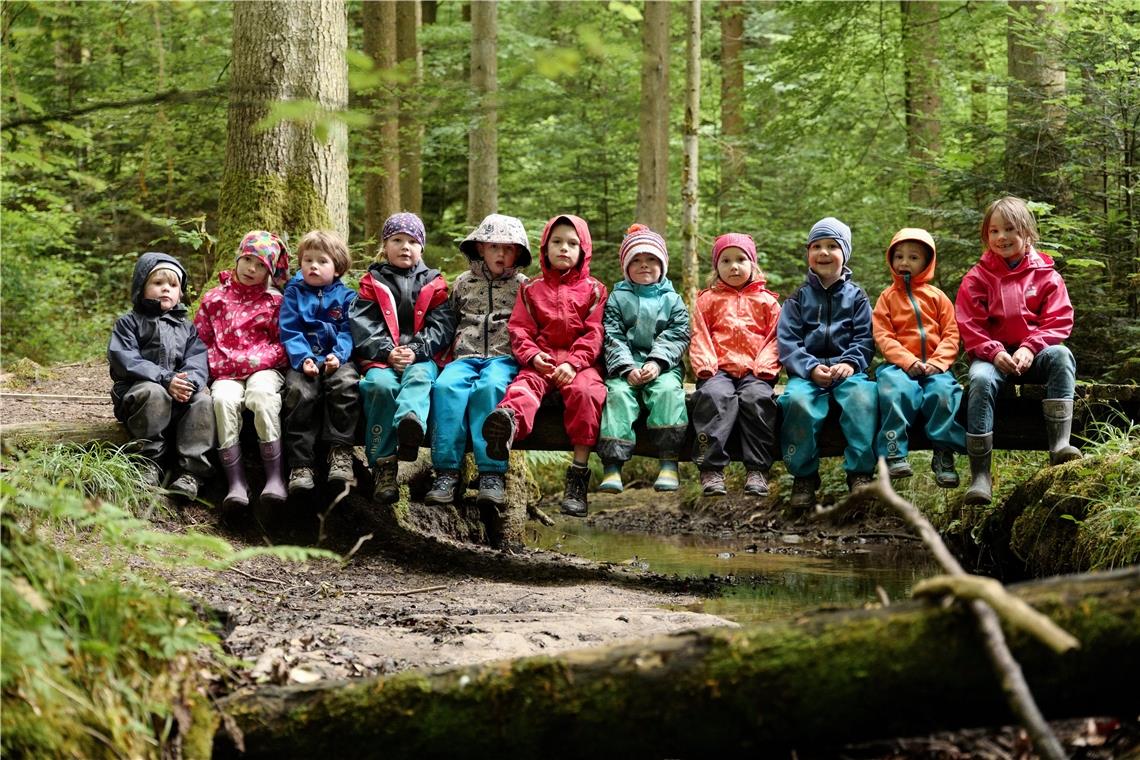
382, 212, 426, 248
459, 213, 532, 268
711, 233, 757, 270
618, 223, 669, 282
237, 230, 290, 289
807, 217, 852, 263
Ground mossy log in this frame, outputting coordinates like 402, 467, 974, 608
213, 568, 1140, 758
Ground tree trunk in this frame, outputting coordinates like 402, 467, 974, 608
217, 0, 348, 258
363, 0, 401, 243
214, 569, 1140, 758
681, 0, 701, 308
396, 0, 423, 216
467, 0, 498, 225
719, 0, 744, 225
900, 0, 940, 226
636, 0, 670, 233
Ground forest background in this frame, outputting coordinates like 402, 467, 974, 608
2, 0, 1138, 383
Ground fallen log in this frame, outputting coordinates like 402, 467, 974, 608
212, 568, 1140, 758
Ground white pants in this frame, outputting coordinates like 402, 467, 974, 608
211, 370, 284, 448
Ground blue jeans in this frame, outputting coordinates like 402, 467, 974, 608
966, 344, 1076, 434
778, 373, 878, 477
876, 364, 965, 457
360, 362, 439, 465
430, 356, 519, 474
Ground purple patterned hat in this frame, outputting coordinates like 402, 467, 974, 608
381, 212, 426, 248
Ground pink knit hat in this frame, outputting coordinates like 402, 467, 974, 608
618, 223, 669, 282
711, 233, 757, 270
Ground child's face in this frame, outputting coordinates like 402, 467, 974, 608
383, 233, 423, 269
478, 241, 518, 276
891, 241, 928, 276
628, 252, 663, 285
716, 247, 752, 288
808, 237, 844, 283
301, 249, 337, 288
545, 223, 581, 271
143, 271, 181, 311
986, 209, 1028, 261
235, 255, 270, 287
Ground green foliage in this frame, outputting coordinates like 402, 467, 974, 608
1065, 417, 1140, 570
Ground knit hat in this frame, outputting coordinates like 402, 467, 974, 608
618, 223, 668, 282
147, 262, 184, 287
711, 233, 757, 270
382, 212, 426, 248
807, 217, 852, 263
459, 213, 532, 268
237, 230, 290, 289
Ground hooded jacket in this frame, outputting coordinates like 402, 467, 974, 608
449, 259, 528, 361
872, 229, 960, 372
194, 270, 286, 380
777, 267, 874, 380
108, 252, 208, 411
955, 247, 1073, 361
508, 215, 608, 372
279, 272, 357, 372
690, 275, 781, 380
350, 259, 455, 371
603, 277, 690, 379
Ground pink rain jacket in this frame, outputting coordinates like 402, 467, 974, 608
194, 271, 286, 381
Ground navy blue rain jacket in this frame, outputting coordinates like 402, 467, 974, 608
777, 267, 875, 379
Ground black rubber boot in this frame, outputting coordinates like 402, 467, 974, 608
964, 433, 993, 505
1043, 399, 1082, 465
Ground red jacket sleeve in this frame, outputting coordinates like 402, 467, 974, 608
1021, 273, 1073, 355
689, 293, 718, 379
955, 270, 1005, 362
566, 280, 607, 371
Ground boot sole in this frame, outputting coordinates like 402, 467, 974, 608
560, 504, 588, 517
964, 489, 991, 505
424, 492, 456, 506
396, 418, 424, 462
476, 494, 505, 510
483, 413, 514, 460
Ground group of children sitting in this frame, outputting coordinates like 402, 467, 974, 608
108, 196, 1082, 520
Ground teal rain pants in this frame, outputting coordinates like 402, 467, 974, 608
778, 373, 878, 477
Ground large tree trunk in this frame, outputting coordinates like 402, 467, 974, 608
363, 0, 401, 242
636, 0, 670, 233
681, 0, 701, 308
900, 0, 941, 223
396, 0, 423, 216
466, 0, 498, 225
718, 0, 744, 226
217, 0, 348, 257
214, 569, 1140, 758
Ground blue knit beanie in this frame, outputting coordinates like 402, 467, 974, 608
807, 217, 852, 264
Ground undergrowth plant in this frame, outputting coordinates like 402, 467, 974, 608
1065, 416, 1140, 570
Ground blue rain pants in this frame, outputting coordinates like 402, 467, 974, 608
875, 364, 966, 458
360, 361, 439, 465
430, 356, 519, 474
778, 373, 878, 477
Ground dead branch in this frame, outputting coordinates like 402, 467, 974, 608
227, 567, 289, 587
340, 584, 448, 597
527, 503, 555, 526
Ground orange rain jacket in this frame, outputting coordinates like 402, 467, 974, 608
690, 273, 781, 381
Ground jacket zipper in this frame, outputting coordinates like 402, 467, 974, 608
484, 278, 492, 356
903, 273, 928, 363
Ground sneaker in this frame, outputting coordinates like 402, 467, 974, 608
372, 458, 399, 505
931, 449, 960, 489
476, 472, 506, 509
886, 457, 914, 479
288, 466, 316, 494
396, 413, 425, 462
327, 446, 356, 484
654, 461, 679, 492
560, 463, 590, 517
138, 460, 164, 488
846, 472, 874, 492
744, 469, 770, 497
700, 469, 727, 497
790, 474, 820, 509
598, 465, 623, 494
482, 408, 516, 461
425, 470, 462, 505
167, 473, 200, 501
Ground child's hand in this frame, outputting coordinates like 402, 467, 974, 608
303, 358, 320, 378
633, 362, 660, 386
551, 362, 576, 387
994, 351, 1018, 375
830, 363, 855, 383
907, 362, 926, 378
389, 346, 415, 372
924, 364, 940, 376
533, 353, 555, 376
1012, 347, 1035, 374
324, 354, 341, 373
168, 372, 194, 403
810, 365, 833, 387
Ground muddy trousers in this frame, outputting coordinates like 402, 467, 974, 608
966, 345, 1076, 434
690, 371, 777, 472
875, 365, 965, 459
497, 366, 606, 447
282, 364, 361, 467
431, 356, 519, 474
115, 381, 214, 477
211, 370, 284, 448
778, 373, 878, 477
360, 362, 438, 466
598, 371, 688, 465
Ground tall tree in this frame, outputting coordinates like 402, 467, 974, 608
218, 0, 348, 256
719, 0, 744, 225
467, 0, 498, 224
396, 0, 423, 216
364, 0, 401, 242
682, 0, 701, 307
636, 0, 670, 233
900, 0, 941, 220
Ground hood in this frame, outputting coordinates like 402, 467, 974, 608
130, 252, 187, 311
459, 214, 532, 268
538, 214, 593, 280
886, 228, 937, 288
979, 246, 1054, 276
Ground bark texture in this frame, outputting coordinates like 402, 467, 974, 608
396, 0, 423, 215
363, 0, 401, 241
681, 0, 701, 308
467, 0, 498, 225
635, 0, 670, 233
901, 0, 941, 220
719, 0, 744, 225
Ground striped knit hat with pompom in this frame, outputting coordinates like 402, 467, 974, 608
618, 223, 669, 283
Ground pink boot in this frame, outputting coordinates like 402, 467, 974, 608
218, 444, 250, 511
259, 440, 288, 507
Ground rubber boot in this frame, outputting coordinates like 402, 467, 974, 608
218, 444, 250, 511
259, 440, 288, 507
1042, 399, 1082, 465
560, 463, 590, 517
964, 433, 993, 506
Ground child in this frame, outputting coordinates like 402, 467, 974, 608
482, 214, 608, 517
777, 217, 879, 508
597, 224, 690, 493
279, 230, 361, 495
688, 233, 781, 497
872, 228, 966, 487
351, 213, 456, 505
955, 196, 1080, 505
108, 253, 214, 499
426, 214, 531, 509
194, 230, 291, 510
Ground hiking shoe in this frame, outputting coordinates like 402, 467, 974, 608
425, 470, 462, 505
139, 460, 164, 488
560, 463, 590, 517
372, 457, 399, 505
288, 466, 315, 494
482, 408, 516, 460
396, 413, 425, 462
744, 469, 770, 497
327, 446, 356, 484
167, 473, 200, 501
886, 457, 914, 479
931, 449, 960, 489
476, 473, 507, 509
654, 460, 679, 492
700, 469, 727, 497
790, 474, 820, 509
847, 472, 875, 492
598, 465, 623, 494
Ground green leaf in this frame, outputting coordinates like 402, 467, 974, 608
608, 1, 642, 22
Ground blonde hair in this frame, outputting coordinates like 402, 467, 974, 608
297, 230, 352, 275
981, 196, 1039, 247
